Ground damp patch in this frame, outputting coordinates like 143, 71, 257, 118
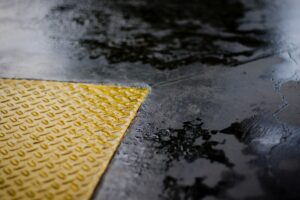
0, 79, 148, 200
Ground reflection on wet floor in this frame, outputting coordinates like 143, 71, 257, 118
161, 172, 244, 200
151, 115, 300, 199
49, 0, 269, 69
152, 119, 242, 199
153, 119, 233, 170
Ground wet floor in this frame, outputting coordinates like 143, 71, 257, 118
1, 0, 300, 199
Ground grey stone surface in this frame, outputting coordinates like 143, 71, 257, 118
1, 0, 300, 199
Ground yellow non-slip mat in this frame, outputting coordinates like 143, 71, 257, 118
0, 79, 148, 200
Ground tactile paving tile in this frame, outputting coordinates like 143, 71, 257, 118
0, 79, 148, 200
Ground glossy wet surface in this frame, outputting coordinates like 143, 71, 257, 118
1, 0, 300, 199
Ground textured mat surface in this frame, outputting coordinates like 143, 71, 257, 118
0, 79, 148, 200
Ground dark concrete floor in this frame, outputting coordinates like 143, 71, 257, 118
1, 0, 300, 199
